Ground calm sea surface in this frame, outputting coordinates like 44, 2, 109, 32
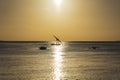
0, 42, 120, 80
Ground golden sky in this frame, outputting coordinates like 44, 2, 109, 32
0, 0, 120, 41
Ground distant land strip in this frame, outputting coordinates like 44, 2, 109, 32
0, 41, 120, 43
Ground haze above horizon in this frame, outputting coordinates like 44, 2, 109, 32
0, 0, 120, 41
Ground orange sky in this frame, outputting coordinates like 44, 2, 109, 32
0, 0, 120, 41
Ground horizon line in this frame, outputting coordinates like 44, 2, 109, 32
0, 40, 120, 43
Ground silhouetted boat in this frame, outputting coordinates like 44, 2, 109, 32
51, 35, 62, 45
51, 43, 61, 45
90, 46, 99, 50
39, 46, 47, 50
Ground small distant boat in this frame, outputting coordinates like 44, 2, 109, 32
90, 46, 99, 50
39, 46, 47, 50
51, 43, 61, 45
51, 35, 62, 45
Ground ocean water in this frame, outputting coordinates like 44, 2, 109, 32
0, 42, 120, 80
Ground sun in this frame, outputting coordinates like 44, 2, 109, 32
54, 0, 63, 6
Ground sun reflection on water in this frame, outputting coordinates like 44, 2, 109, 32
53, 45, 63, 80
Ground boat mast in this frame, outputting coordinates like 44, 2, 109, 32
53, 35, 61, 44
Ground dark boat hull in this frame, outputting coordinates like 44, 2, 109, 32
51, 43, 61, 45
39, 47, 47, 50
